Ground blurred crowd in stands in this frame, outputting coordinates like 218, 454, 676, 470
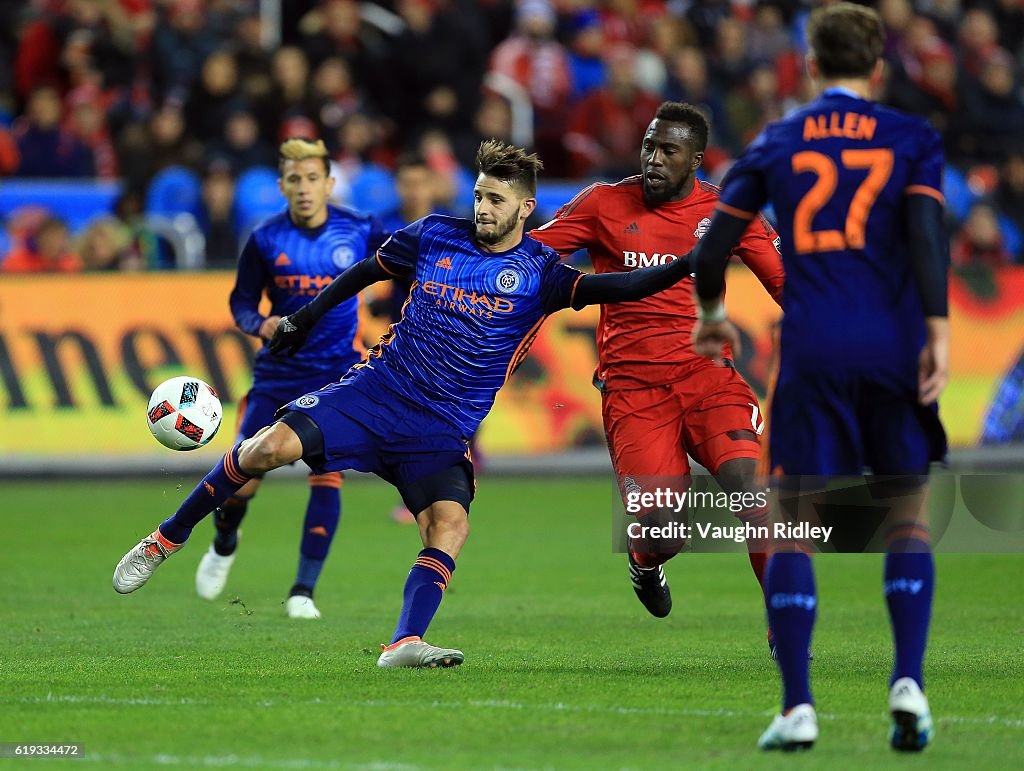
1, 0, 1023, 271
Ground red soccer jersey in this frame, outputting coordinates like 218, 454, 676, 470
531, 176, 783, 390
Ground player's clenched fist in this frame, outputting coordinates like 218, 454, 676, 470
692, 318, 741, 362
268, 314, 311, 355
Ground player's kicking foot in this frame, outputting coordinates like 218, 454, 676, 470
758, 704, 818, 751
112, 529, 183, 594
889, 677, 933, 752
377, 636, 464, 668
285, 594, 322, 619
628, 550, 672, 618
195, 545, 236, 600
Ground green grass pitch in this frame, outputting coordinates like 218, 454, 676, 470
1, 476, 1022, 769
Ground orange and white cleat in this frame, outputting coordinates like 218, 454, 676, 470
113, 529, 183, 594
376, 636, 463, 668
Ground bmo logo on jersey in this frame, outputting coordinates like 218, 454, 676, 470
622, 251, 683, 268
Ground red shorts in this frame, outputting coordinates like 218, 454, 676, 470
602, 365, 764, 479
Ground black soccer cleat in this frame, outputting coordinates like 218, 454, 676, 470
628, 551, 672, 618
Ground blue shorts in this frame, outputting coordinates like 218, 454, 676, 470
278, 372, 475, 500
769, 366, 947, 476
236, 372, 342, 443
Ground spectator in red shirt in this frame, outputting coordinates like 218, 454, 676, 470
2, 216, 83, 273
489, 0, 573, 175
564, 45, 661, 179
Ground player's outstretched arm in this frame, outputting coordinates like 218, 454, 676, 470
692, 209, 756, 360
567, 253, 693, 309
268, 256, 398, 354
907, 194, 950, 404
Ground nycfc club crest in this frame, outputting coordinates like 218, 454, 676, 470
495, 268, 521, 294
694, 217, 712, 239
296, 395, 319, 408
332, 245, 355, 270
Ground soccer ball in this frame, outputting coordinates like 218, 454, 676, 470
146, 376, 223, 451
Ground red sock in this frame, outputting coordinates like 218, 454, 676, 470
748, 550, 768, 593
740, 505, 771, 594
631, 540, 685, 569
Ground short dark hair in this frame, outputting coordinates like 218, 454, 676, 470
654, 101, 709, 152
475, 139, 543, 197
395, 151, 429, 174
807, 2, 884, 79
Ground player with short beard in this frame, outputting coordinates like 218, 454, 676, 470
531, 102, 784, 634
113, 139, 702, 668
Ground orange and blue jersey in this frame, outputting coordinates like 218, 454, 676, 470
230, 204, 387, 381
347, 214, 584, 437
719, 89, 944, 373
717, 88, 947, 474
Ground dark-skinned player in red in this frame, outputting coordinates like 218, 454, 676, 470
532, 102, 784, 645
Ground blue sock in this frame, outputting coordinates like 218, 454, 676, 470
765, 552, 817, 710
293, 474, 342, 592
160, 445, 252, 545
390, 548, 456, 644
213, 494, 252, 556
884, 539, 934, 688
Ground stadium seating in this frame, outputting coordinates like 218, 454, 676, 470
0, 179, 121, 233
144, 167, 204, 221
233, 166, 284, 240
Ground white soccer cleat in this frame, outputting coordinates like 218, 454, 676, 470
285, 594, 322, 619
758, 703, 818, 751
377, 636, 464, 668
113, 529, 183, 594
195, 546, 236, 600
889, 677, 933, 752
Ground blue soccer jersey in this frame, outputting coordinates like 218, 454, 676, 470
347, 215, 584, 437
718, 89, 945, 373
230, 204, 386, 379
716, 89, 947, 474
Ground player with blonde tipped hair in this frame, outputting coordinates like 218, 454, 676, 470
190, 137, 386, 617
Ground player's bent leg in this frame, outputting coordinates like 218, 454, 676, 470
114, 420, 309, 595
236, 421, 304, 474
379, 466, 472, 668
703, 447, 770, 591
603, 386, 691, 619
378, 500, 466, 668
417, 499, 471, 558
114, 442, 258, 594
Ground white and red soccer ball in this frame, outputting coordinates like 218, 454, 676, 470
146, 376, 223, 451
